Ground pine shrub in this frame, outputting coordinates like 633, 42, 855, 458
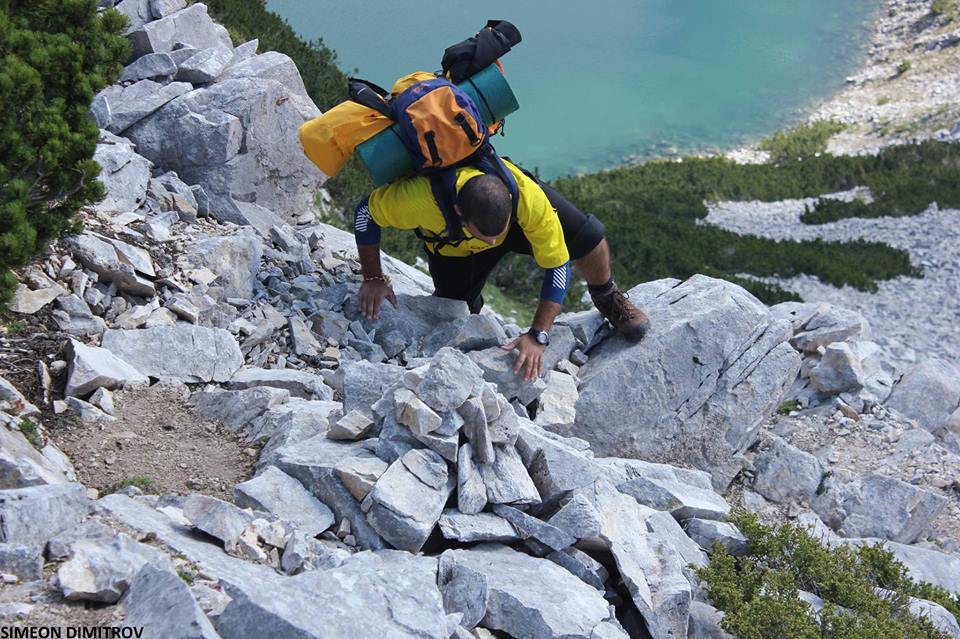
0, 0, 129, 302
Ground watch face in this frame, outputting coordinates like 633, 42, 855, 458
534, 331, 548, 345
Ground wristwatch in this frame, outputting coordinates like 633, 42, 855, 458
527, 327, 550, 346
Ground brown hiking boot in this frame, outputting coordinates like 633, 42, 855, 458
591, 286, 651, 341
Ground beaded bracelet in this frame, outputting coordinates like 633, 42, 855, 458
363, 274, 391, 284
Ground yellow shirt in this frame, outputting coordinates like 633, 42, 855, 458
367, 160, 569, 269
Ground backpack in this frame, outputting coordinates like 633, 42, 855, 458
346, 21, 523, 249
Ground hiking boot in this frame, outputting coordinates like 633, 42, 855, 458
591, 286, 650, 341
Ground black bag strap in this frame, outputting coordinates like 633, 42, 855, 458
441, 20, 522, 84
347, 78, 393, 118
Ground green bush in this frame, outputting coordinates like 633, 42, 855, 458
697, 512, 959, 639
759, 120, 845, 164
0, 0, 130, 303
896, 60, 912, 76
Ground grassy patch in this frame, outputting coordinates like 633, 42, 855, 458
759, 121, 846, 164
876, 96, 891, 106
177, 569, 196, 585
18, 418, 43, 450
697, 511, 960, 639
777, 400, 800, 415
896, 60, 912, 77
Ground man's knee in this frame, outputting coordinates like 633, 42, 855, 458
568, 214, 606, 261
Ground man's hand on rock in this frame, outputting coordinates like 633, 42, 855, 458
501, 334, 545, 381
359, 280, 397, 320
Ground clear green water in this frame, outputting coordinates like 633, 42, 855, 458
267, 0, 878, 178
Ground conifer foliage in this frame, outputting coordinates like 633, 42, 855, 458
0, 0, 129, 300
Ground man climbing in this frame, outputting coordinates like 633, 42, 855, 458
353, 158, 650, 381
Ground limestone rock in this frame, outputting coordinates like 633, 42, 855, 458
100, 79, 193, 134
93, 131, 152, 214
457, 443, 487, 514
478, 445, 541, 507
0, 483, 89, 545
886, 358, 960, 435
58, 533, 172, 603
216, 552, 449, 638
8, 283, 66, 315
65, 340, 148, 397
190, 386, 289, 432
182, 495, 256, 553
682, 518, 748, 556
122, 564, 219, 639
180, 233, 263, 300
102, 326, 243, 383
228, 367, 332, 400
273, 434, 386, 550
815, 473, 946, 543
327, 410, 374, 441
129, 3, 232, 59
437, 511, 520, 543
0, 544, 43, 581
0, 426, 71, 488
438, 545, 625, 639
752, 435, 824, 504
417, 347, 485, 412
176, 46, 233, 84
365, 449, 453, 552
574, 275, 801, 488
120, 52, 178, 83
234, 467, 334, 537
809, 342, 865, 394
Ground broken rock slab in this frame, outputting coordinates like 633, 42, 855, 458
273, 434, 386, 550
364, 449, 454, 553
216, 551, 450, 639
58, 533, 173, 603
65, 339, 150, 398
886, 358, 960, 435
228, 367, 333, 401
129, 2, 233, 59
182, 494, 257, 554
437, 511, 520, 544
814, 473, 946, 544
0, 483, 89, 545
438, 544, 627, 639
234, 467, 334, 538
752, 435, 824, 505
122, 564, 220, 639
101, 325, 243, 383
575, 275, 801, 489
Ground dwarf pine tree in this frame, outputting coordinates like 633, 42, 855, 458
0, 0, 129, 301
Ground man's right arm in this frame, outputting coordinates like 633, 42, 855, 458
354, 197, 397, 319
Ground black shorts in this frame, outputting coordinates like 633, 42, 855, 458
425, 173, 606, 314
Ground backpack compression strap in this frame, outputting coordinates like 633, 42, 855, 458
421, 146, 519, 252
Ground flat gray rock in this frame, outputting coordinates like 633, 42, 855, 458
491, 504, 575, 552
682, 518, 748, 556
273, 434, 386, 550
228, 367, 333, 401
478, 445, 541, 507
120, 52, 177, 82
0, 483, 89, 545
176, 46, 233, 84
180, 233, 264, 300
365, 449, 453, 552
752, 435, 824, 504
0, 425, 71, 488
886, 358, 960, 435
103, 79, 193, 134
58, 533, 172, 603
129, 3, 232, 58
216, 551, 449, 639
437, 511, 519, 543
417, 347, 485, 412
102, 326, 242, 383
122, 564, 219, 639
574, 275, 801, 489
814, 473, 946, 544
0, 544, 43, 581
234, 467, 334, 538
190, 386, 289, 432
438, 545, 626, 639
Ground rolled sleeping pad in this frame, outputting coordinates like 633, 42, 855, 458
357, 64, 520, 187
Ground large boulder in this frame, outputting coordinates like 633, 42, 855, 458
101, 325, 243, 382
573, 276, 802, 488
122, 564, 219, 639
128, 3, 232, 59
94, 79, 193, 134
886, 358, 960, 436
93, 131, 152, 214
179, 232, 263, 299
0, 483, 89, 545
65, 339, 149, 398
438, 544, 626, 638
216, 551, 450, 639
124, 77, 322, 223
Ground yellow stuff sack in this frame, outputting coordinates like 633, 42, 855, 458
298, 101, 392, 177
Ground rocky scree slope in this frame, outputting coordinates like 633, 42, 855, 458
2, 2, 960, 638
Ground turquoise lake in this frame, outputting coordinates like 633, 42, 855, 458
266, 1, 879, 178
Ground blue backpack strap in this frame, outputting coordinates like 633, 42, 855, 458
473, 145, 519, 222
425, 168, 465, 250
